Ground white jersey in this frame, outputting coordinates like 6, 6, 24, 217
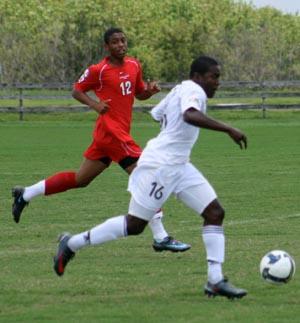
138, 80, 207, 167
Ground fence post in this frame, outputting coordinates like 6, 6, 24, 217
261, 95, 266, 118
19, 88, 24, 121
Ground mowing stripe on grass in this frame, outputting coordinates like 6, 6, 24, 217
226, 213, 300, 226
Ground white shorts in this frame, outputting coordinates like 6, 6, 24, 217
128, 163, 217, 221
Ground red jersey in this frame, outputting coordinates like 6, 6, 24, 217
74, 56, 145, 143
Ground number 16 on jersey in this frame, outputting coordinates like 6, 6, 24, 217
149, 182, 164, 200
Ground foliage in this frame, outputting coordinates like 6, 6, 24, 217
0, 0, 299, 83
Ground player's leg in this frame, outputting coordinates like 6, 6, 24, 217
176, 165, 247, 299
201, 199, 247, 298
121, 156, 190, 252
53, 197, 152, 276
12, 137, 110, 223
178, 186, 247, 298
122, 158, 170, 239
75, 157, 109, 187
177, 185, 224, 279
44, 158, 108, 195
12, 158, 109, 223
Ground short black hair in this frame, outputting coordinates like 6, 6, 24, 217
189, 56, 219, 78
103, 27, 124, 44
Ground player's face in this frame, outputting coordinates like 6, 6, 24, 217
196, 65, 220, 98
105, 32, 128, 60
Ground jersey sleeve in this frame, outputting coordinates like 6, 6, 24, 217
180, 88, 206, 114
73, 65, 99, 92
150, 96, 167, 121
134, 60, 146, 95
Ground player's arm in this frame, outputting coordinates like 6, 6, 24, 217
183, 107, 247, 149
135, 80, 160, 100
72, 66, 110, 115
72, 89, 109, 115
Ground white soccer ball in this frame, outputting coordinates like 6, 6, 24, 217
260, 250, 296, 284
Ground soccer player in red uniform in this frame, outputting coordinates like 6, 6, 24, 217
12, 27, 190, 252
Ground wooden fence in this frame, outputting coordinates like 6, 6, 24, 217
0, 81, 299, 120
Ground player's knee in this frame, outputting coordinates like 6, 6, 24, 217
75, 177, 93, 188
126, 215, 147, 235
211, 206, 225, 223
127, 225, 145, 235
76, 181, 89, 188
202, 200, 225, 225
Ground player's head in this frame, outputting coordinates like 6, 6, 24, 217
104, 27, 127, 60
190, 56, 220, 98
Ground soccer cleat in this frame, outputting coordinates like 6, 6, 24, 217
12, 186, 28, 223
152, 236, 191, 252
53, 233, 75, 276
204, 278, 247, 299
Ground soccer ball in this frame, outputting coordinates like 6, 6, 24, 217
260, 250, 296, 284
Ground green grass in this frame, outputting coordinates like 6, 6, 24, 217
0, 110, 299, 322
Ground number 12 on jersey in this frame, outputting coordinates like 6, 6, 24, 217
120, 81, 132, 95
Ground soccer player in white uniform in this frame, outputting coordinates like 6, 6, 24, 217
53, 56, 248, 299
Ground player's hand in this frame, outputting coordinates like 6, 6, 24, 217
228, 128, 247, 149
90, 99, 111, 115
146, 79, 160, 95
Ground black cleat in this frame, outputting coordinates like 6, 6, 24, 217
152, 236, 191, 252
53, 233, 75, 276
204, 278, 247, 299
12, 186, 28, 223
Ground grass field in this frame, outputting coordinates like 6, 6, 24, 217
0, 110, 299, 322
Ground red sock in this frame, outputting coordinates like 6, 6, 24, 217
45, 172, 77, 195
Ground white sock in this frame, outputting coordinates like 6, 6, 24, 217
148, 210, 168, 241
67, 230, 90, 252
202, 225, 225, 284
207, 261, 223, 285
67, 215, 127, 252
23, 180, 45, 201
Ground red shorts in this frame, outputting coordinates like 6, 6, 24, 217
84, 135, 142, 163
